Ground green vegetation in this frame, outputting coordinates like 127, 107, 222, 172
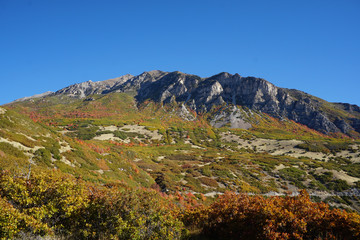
1, 91, 360, 238
0, 170, 184, 239
312, 171, 351, 192
296, 140, 352, 153
0, 171, 359, 239
0, 142, 26, 158
341, 163, 360, 178
33, 148, 52, 166
279, 167, 307, 188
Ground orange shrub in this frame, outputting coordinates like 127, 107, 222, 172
182, 190, 360, 240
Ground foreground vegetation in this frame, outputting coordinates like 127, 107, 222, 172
0, 170, 359, 239
0, 170, 184, 239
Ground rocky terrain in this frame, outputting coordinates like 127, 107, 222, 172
2, 70, 360, 214
16, 70, 360, 136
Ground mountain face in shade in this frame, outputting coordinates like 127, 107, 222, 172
14, 70, 360, 136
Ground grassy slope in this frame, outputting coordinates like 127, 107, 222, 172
2, 93, 360, 211
0, 105, 153, 187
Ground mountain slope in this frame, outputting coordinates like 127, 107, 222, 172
2, 72, 360, 212
0, 105, 153, 187
15, 70, 359, 137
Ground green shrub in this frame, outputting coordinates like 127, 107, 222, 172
279, 167, 306, 188
313, 172, 351, 192
295, 141, 329, 153
325, 141, 351, 152
73, 188, 185, 239
113, 130, 127, 140
47, 142, 61, 160
314, 171, 333, 184
296, 141, 352, 154
33, 148, 52, 166
199, 177, 218, 187
0, 142, 26, 158
341, 163, 360, 178
75, 126, 99, 140
327, 179, 351, 192
0, 115, 15, 128
201, 166, 212, 177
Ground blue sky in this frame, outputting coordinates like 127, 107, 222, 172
1, 0, 359, 105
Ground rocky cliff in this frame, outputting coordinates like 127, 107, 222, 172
18, 70, 360, 135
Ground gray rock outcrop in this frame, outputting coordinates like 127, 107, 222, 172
43, 70, 360, 135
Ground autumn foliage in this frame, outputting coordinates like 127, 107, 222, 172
182, 191, 360, 240
1, 170, 360, 239
0, 170, 184, 239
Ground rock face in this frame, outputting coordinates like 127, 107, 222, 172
210, 106, 252, 129
0, 107, 6, 115
11, 91, 53, 103
54, 74, 134, 98
44, 70, 360, 135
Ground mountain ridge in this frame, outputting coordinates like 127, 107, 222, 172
8, 70, 360, 137
2, 70, 360, 217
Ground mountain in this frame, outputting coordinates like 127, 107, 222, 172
54, 74, 134, 98
17, 70, 360, 137
2, 70, 360, 212
2, 70, 360, 238
11, 91, 54, 103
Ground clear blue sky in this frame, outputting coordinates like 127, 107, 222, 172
1, 0, 359, 105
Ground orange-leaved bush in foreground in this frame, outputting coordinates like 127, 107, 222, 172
181, 190, 360, 240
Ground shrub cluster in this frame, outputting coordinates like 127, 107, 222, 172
0, 170, 184, 239
1, 170, 360, 239
182, 191, 360, 240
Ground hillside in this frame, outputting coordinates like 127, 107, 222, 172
1, 71, 360, 238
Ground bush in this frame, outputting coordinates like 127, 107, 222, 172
182, 190, 360, 240
0, 196, 48, 239
76, 126, 99, 140
295, 141, 329, 153
0, 170, 185, 239
199, 177, 218, 187
33, 148, 52, 166
326, 141, 351, 152
0, 142, 26, 158
113, 130, 127, 140
296, 141, 351, 154
279, 167, 306, 188
73, 188, 185, 239
47, 142, 61, 160
200, 166, 212, 177
313, 172, 351, 192
328, 179, 351, 192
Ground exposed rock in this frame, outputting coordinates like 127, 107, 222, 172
334, 102, 360, 114
11, 91, 53, 103
55, 74, 133, 98
210, 106, 252, 129
20, 70, 360, 136
177, 104, 196, 121
350, 119, 360, 133
334, 118, 352, 134
0, 107, 6, 114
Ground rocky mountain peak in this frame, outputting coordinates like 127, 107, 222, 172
11, 91, 54, 103
13, 70, 360, 136
146, 70, 166, 78
54, 74, 134, 98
